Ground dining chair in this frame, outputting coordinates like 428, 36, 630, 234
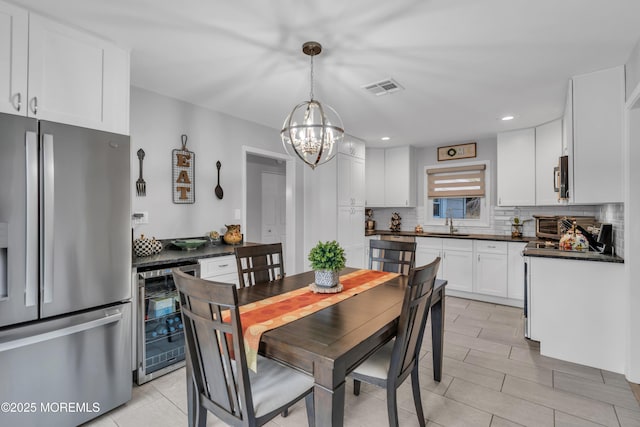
369, 239, 416, 275
350, 256, 441, 427
234, 243, 285, 288
172, 268, 315, 427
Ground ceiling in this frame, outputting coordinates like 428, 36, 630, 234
11, 0, 640, 147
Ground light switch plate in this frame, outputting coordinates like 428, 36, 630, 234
132, 212, 149, 225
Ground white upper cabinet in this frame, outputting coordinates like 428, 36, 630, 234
365, 148, 385, 207
337, 137, 365, 207
384, 146, 416, 207
28, 14, 130, 134
0, 1, 130, 134
0, 1, 28, 115
497, 128, 536, 206
339, 137, 366, 159
571, 66, 624, 204
535, 119, 563, 205
365, 146, 416, 207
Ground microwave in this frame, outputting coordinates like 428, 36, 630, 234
533, 215, 597, 240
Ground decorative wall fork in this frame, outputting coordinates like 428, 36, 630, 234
136, 149, 146, 196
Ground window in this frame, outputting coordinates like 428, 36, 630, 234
425, 162, 489, 226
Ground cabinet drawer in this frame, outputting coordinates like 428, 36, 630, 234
442, 238, 473, 251
416, 237, 441, 249
475, 240, 507, 254
199, 255, 236, 278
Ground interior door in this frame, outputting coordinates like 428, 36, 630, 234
40, 121, 130, 318
261, 172, 286, 252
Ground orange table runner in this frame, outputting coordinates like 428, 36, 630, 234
235, 269, 399, 371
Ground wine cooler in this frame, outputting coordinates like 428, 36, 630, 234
136, 261, 200, 384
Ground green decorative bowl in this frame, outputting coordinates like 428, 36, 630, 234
171, 239, 207, 251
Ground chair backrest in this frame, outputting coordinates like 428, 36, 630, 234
369, 239, 416, 275
388, 257, 440, 387
172, 268, 255, 426
234, 243, 285, 288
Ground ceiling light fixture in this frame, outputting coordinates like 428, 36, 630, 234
381, 137, 390, 141
281, 41, 344, 170
501, 115, 515, 121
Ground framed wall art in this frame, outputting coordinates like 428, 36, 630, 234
437, 142, 476, 161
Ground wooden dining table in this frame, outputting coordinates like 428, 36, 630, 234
234, 267, 447, 427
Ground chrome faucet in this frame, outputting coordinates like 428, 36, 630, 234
445, 212, 457, 235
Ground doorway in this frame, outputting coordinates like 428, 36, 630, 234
242, 147, 300, 274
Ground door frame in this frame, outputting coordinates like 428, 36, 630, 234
241, 146, 298, 274
624, 82, 640, 383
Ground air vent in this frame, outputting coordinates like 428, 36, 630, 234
362, 78, 404, 96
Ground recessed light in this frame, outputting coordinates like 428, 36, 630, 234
381, 137, 390, 141
501, 115, 515, 121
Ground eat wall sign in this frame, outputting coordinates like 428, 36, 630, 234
172, 134, 195, 204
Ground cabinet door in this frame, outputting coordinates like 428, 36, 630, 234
351, 157, 365, 206
337, 206, 352, 246
28, 14, 129, 134
416, 247, 442, 278
442, 249, 473, 292
507, 242, 526, 300
572, 66, 624, 204
535, 119, 562, 205
475, 251, 508, 297
337, 154, 352, 206
497, 128, 535, 206
0, 1, 28, 115
384, 146, 415, 207
365, 148, 385, 207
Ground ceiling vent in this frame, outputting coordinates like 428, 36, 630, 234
362, 78, 404, 96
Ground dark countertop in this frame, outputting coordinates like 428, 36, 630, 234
365, 229, 535, 243
522, 241, 624, 263
132, 241, 258, 269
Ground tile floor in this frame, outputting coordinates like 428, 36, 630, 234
84, 296, 640, 427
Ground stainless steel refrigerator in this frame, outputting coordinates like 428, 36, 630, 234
0, 112, 132, 426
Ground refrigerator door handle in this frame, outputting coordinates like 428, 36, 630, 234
25, 132, 38, 307
41, 133, 55, 304
0, 311, 122, 353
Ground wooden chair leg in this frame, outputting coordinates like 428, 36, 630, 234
353, 379, 361, 396
411, 368, 426, 427
305, 393, 315, 427
386, 386, 399, 427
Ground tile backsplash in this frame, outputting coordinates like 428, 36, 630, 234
369, 203, 625, 257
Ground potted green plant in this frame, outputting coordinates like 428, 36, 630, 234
308, 240, 346, 287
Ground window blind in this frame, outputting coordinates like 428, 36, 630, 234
426, 164, 486, 198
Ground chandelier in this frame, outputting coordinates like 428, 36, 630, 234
281, 41, 344, 169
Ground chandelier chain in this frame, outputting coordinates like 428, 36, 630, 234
309, 54, 315, 101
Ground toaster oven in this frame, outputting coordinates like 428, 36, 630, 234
533, 215, 597, 240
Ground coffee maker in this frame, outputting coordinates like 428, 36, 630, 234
596, 223, 614, 255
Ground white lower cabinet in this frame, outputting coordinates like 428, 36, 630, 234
474, 241, 508, 297
198, 255, 239, 287
416, 237, 524, 306
507, 242, 526, 300
416, 238, 473, 292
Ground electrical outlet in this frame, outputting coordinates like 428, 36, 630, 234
132, 212, 149, 225
234, 209, 241, 220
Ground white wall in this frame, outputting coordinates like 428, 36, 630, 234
130, 87, 285, 239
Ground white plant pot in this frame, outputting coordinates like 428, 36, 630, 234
314, 270, 339, 288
